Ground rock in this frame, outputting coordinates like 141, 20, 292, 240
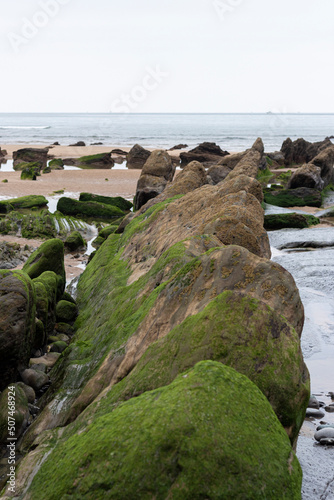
317, 424, 334, 431
29, 352, 60, 369
21, 369, 49, 392
287, 164, 324, 190
56, 300, 78, 323
266, 151, 285, 165
90, 142, 103, 145
0, 147, 7, 157
325, 406, 334, 413
20, 163, 39, 180
314, 427, 334, 441
0, 241, 32, 270
20, 362, 302, 500
308, 395, 320, 409
180, 142, 229, 168
16, 382, 36, 404
281, 137, 332, 165
305, 408, 325, 418
168, 144, 188, 150
33, 271, 59, 336
30, 363, 47, 374
52, 142, 60, 146
49, 341, 68, 353
54, 323, 75, 335
134, 150, 175, 210
13, 148, 49, 171
320, 438, 334, 445
206, 164, 233, 184
311, 146, 334, 186
113, 155, 125, 164
264, 187, 322, 208
264, 213, 319, 230
0, 384, 30, 442
0, 195, 48, 211
69, 141, 86, 147
57, 197, 124, 221
0, 271, 36, 390
126, 144, 151, 170
111, 148, 128, 156
79, 193, 132, 211
225, 138, 265, 180
76, 153, 114, 169
23, 239, 66, 296
49, 158, 64, 170
61, 292, 76, 305
65, 231, 86, 252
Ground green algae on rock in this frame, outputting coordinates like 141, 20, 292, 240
0, 384, 29, 443
25, 362, 302, 500
264, 187, 322, 208
57, 197, 124, 221
79, 193, 133, 212
264, 213, 320, 230
56, 300, 78, 323
65, 231, 86, 251
0, 195, 48, 211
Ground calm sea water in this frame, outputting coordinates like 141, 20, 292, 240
0, 113, 333, 152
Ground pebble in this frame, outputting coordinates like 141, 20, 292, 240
21, 368, 50, 392
314, 428, 334, 442
320, 438, 334, 446
308, 395, 320, 409
317, 424, 334, 431
325, 406, 334, 413
306, 408, 325, 419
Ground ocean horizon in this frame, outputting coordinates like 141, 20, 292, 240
0, 112, 333, 152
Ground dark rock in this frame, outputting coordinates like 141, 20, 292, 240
56, 300, 78, 323
264, 187, 322, 208
319, 438, 334, 445
207, 164, 233, 184
52, 142, 60, 146
325, 406, 334, 413
33, 271, 59, 336
168, 144, 188, 151
287, 164, 324, 190
111, 149, 128, 156
21, 368, 49, 392
305, 408, 325, 418
0, 241, 32, 270
49, 341, 68, 353
76, 153, 114, 169
0, 384, 30, 442
281, 137, 332, 165
49, 158, 64, 170
127, 144, 151, 170
69, 141, 86, 147
90, 142, 103, 145
0, 271, 36, 390
134, 150, 175, 210
311, 146, 334, 186
16, 382, 36, 404
308, 395, 320, 409
180, 142, 229, 168
264, 213, 320, 230
57, 197, 124, 221
315, 428, 334, 441
0, 147, 7, 157
217, 151, 246, 169
20, 163, 39, 180
65, 231, 86, 252
266, 151, 285, 165
79, 193, 132, 211
13, 148, 49, 171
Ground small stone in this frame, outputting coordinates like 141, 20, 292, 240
306, 408, 325, 419
16, 382, 36, 404
28, 404, 40, 416
325, 406, 334, 413
21, 368, 49, 391
308, 395, 320, 409
319, 438, 334, 446
314, 428, 334, 441
30, 352, 61, 369
317, 424, 334, 431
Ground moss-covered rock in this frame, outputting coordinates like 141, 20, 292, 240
79, 193, 132, 211
50, 341, 68, 353
76, 153, 115, 169
20, 210, 57, 240
264, 187, 322, 208
26, 362, 302, 499
23, 239, 65, 296
65, 231, 86, 251
264, 213, 320, 230
33, 272, 59, 336
56, 300, 78, 323
1, 195, 48, 210
49, 158, 64, 170
0, 384, 30, 443
61, 292, 76, 305
20, 163, 39, 180
57, 197, 124, 221
92, 225, 118, 249
0, 271, 36, 390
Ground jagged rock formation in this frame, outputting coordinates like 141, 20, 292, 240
281, 137, 332, 165
180, 142, 229, 168
13, 148, 49, 172
126, 144, 151, 169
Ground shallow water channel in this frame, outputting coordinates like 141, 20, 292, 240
267, 205, 334, 499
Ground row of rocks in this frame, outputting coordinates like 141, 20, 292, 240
305, 394, 334, 446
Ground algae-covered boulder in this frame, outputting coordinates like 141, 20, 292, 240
33, 271, 59, 335
23, 239, 65, 296
0, 384, 30, 443
76, 153, 115, 169
64, 231, 86, 251
13, 147, 48, 171
57, 197, 124, 221
0, 270, 36, 390
264, 213, 320, 230
56, 300, 78, 323
20, 162, 40, 180
24, 362, 302, 499
264, 187, 322, 208
110, 291, 309, 443
79, 193, 133, 211
49, 158, 64, 170
1, 195, 48, 211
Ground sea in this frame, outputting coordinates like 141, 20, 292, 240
0, 113, 333, 152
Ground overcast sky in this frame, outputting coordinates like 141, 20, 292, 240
1, 0, 333, 113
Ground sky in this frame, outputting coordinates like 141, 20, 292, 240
1, 0, 333, 113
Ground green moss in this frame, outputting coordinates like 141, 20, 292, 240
256, 166, 273, 182
20, 164, 38, 180
3, 195, 48, 210
57, 197, 124, 221
264, 189, 322, 208
0, 385, 29, 442
65, 231, 86, 251
277, 170, 292, 183
79, 193, 133, 211
49, 158, 64, 169
33, 272, 59, 335
28, 361, 302, 500
264, 213, 320, 230
56, 300, 78, 323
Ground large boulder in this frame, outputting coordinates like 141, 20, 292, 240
281, 137, 332, 165
311, 146, 334, 186
126, 144, 151, 169
13, 148, 49, 171
206, 163, 233, 184
0, 195, 48, 212
0, 271, 36, 390
287, 164, 324, 190
134, 150, 175, 210
20, 362, 302, 500
264, 187, 322, 208
57, 197, 124, 221
79, 193, 132, 212
23, 239, 66, 296
180, 142, 229, 168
